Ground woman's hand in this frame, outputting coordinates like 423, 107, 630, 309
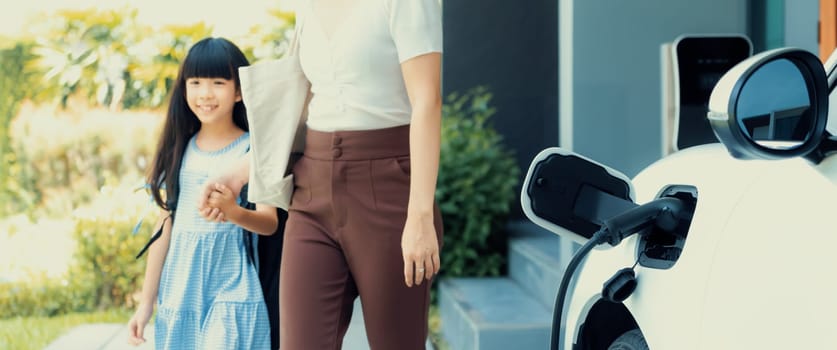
401, 212, 440, 287
127, 302, 154, 346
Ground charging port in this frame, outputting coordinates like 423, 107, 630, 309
636, 185, 697, 269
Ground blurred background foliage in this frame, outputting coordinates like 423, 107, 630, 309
0, 40, 41, 216
0, 182, 154, 319
0, 7, 295, 218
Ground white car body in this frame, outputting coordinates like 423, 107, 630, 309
561, 143, 837, 349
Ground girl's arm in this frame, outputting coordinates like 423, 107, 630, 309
128, 210, 173, 345
206, 183, 279, 235
399, 52, 443, 287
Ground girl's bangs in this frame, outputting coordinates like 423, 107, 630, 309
181, 41, 236, 80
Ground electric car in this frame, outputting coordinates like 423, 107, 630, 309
521, 47, 837, 350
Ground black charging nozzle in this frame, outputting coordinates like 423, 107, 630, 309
599, 196, 685, 247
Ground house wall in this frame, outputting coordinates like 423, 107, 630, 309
784, 0, 819, 55
443, 0, 558, 218
560, 0, 750, 177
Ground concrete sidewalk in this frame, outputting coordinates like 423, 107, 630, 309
44, 299, 434, 349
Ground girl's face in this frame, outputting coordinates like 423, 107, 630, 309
185, 77, 241, 125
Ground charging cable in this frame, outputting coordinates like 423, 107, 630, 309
549, 197, 684, 350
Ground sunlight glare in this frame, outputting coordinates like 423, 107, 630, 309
0, 0, 300, 39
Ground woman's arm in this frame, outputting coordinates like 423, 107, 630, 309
206, 183, 279, 235
399, 52, 443, 287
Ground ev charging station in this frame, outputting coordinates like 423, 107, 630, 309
661, 35, 752, 156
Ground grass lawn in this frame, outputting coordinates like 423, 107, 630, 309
429, 304, 449, 350
1, 306, 444, 349
0, 308, 133, 350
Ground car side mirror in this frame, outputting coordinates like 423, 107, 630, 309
520, 148, 636, 245
707, 48, 829, 160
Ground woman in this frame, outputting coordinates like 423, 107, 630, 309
199, 0, 443, 348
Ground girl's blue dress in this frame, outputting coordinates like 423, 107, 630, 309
155, 133, 270, 349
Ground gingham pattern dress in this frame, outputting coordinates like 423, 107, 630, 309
154, 132, 270, 350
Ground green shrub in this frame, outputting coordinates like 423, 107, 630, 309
69, 181, 155, 310
437, 87, 520, 278
0, 41, 42, 216
0, 181, 155, 319
0, 273, 93, 319
8, 107, 160, 217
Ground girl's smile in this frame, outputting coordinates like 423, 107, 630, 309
196, 103, 218, 112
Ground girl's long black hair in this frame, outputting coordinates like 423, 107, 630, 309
147, 37, 250, 211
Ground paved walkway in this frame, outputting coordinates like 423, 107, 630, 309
45, 299, 433, 349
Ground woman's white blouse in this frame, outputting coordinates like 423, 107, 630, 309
298, 0, 443, 131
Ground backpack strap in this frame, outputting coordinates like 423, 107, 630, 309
135, 146, 183, 260
135, 181, 178, 260
135, 212, 173, 259
241, 145, 257, 267
239, 183, 258, 267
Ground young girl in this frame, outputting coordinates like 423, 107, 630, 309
127, 37, 278, 350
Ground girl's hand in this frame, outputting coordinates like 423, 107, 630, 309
401, 212, 440, 287
203, 183, 238, 222
127, 302, 153, 345
198, 177, 243, 222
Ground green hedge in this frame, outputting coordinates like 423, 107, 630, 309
7, 108, 159, 217
0, 41, 40, 216
68, 182, 153, 310
437, 87, 520, 278
0, 274, 93, 319
0, 182, 154, 319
